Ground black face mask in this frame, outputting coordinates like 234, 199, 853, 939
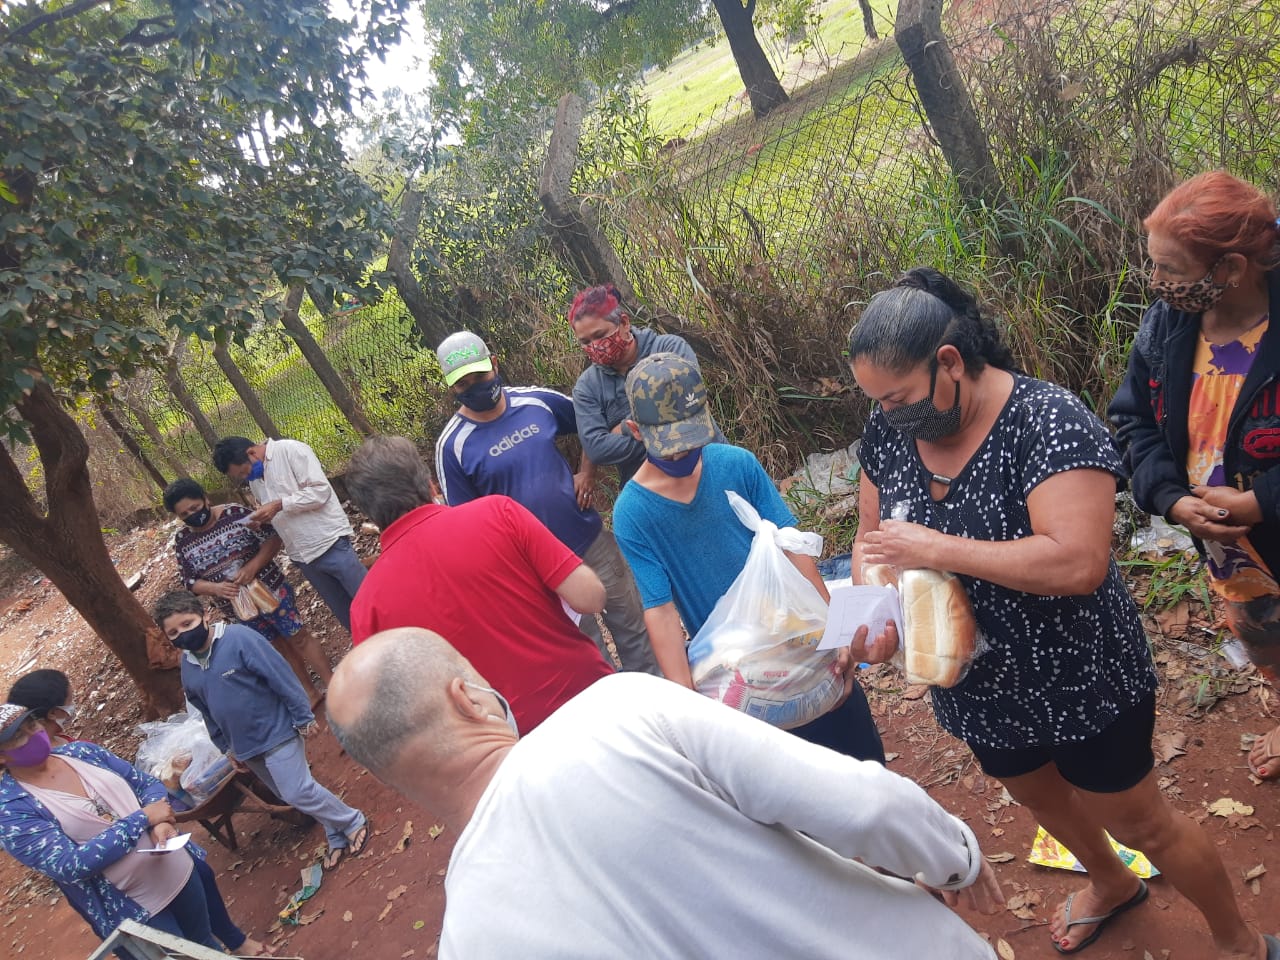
455, 374, 504, 412
172, 622, 209, 652
880, 364, 962, 442
182, 506, 212, 528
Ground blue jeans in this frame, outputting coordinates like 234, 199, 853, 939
295, 537, 366, 631
146, 867, 222, 949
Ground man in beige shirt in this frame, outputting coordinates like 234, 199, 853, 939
214, 436, 366, 635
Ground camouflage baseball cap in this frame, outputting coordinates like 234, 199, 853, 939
0, 703, 34, 743
625, 352, 716, 458
436, 331, 493, 387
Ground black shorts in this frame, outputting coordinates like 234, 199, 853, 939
965, 693, 1156, 794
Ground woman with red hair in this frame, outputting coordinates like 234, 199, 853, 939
1111, 171, 1280, 788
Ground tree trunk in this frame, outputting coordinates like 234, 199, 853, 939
710, 0, 789, 118
212, 342, 282, 439
388, 188, 455, 349
857, 0, 879, 39
96, 399, 168, 491
278, 285, 375, 436
124, 397, 190, 478
165, 340, 220, 450
0, 382, 183, 716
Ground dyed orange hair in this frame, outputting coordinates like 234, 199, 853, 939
1145, 170, 1280, 268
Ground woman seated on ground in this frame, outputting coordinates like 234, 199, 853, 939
1109, 171, 1280, 784
8, 668, 78, 748
847, 267, 1270, 959
0, 703, 273, 955
163, 477, 330, 701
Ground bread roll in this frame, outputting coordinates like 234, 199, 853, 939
860, 563, 898, 589
899, 568, 976, 688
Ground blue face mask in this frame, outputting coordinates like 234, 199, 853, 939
247, 459, 265, 482
455, 374, 504, 413
647, 447, 702, 478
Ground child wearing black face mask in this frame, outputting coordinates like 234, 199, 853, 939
151, 590, 370, 872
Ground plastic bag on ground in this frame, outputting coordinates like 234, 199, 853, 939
687, 491, 843, 729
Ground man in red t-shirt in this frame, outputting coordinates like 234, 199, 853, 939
346, 435, 612, 732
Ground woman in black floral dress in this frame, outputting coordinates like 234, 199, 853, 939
847, 268, 1267, 959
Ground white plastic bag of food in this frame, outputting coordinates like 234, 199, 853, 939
687, 491, 843, 729
135, 712, 232, 803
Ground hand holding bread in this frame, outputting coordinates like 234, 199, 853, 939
858, 561, 978, 688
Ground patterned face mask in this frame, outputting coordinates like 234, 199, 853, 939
1148, 260, 1226, 314
880, 364, 962, 442
582, 327, 632, 367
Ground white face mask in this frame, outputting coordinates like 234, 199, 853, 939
58, 704, 77, 722
464, 683, 519, 738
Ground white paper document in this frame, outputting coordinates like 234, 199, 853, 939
817, 584, 902, 651
140, 833, 192, 854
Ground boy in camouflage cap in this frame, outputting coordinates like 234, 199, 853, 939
613, 353, 884, 762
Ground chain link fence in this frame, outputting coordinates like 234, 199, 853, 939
37, 0, 1280, 517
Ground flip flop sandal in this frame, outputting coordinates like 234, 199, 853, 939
346, 816, 372, 857
1052, 879, 1149, 954
321, 845, 346, 871
1248, 728, 1280, 780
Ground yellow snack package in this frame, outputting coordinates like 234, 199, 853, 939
1028, 825, 1159, 878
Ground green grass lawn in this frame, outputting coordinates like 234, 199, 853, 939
644, 0, 898, 137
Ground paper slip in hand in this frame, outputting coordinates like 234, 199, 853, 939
817, 584, 902, 651
140, 833, 192, 854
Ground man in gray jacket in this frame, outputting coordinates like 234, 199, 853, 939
568, 285, 725, 484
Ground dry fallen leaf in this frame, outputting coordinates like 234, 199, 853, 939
884, 752, 900, 763
1208, 797, 1255, 817
1242, 863, 1266, 882
428, 823, 445, 840
996, 937, 1015, 960
387, 885, 408, 901
986, 852, 1016, 863
903, 684, 929, 701
297, 909, 324, 926
395, 821, 414, 853
342, 910, 353, 923
401, 952, 415, 958
378, 902, 394, 922
1153, 731, 1187, 764
413, 920, 426, 930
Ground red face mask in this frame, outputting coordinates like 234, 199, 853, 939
582, 327, 633, 366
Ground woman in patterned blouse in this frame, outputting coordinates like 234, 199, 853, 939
846, 268, 1266, 959
0, 704, 272, 955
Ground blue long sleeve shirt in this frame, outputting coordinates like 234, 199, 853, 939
181, 622, 314, 761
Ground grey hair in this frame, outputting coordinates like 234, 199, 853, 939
345, 435, 436, 529
327, 629, 484, 777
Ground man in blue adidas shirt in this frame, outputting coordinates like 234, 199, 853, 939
433, 332, 659, 676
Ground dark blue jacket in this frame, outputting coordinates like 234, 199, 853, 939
1109, 269, 1280, 576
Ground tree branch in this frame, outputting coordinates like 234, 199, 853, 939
120, 16, 175, 46
2, 0, 113, 44
0, 434, 45, 535
15, 379, 90, 510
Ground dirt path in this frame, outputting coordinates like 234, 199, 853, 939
1, 525, 1277, 960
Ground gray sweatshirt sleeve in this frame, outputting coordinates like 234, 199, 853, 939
573, 374, 645, 468
241, 634, 315, 728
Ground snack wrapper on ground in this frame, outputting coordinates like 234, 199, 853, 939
687, 491, 843, 729
1028, 825, 1159, 878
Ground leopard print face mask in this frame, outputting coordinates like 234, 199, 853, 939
1148, 260, 1227, 314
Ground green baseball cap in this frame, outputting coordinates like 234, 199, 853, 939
436, 331, 494, 387
625, 352, 716, 458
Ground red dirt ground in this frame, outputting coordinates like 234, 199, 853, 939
1, 523, 1277, 960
